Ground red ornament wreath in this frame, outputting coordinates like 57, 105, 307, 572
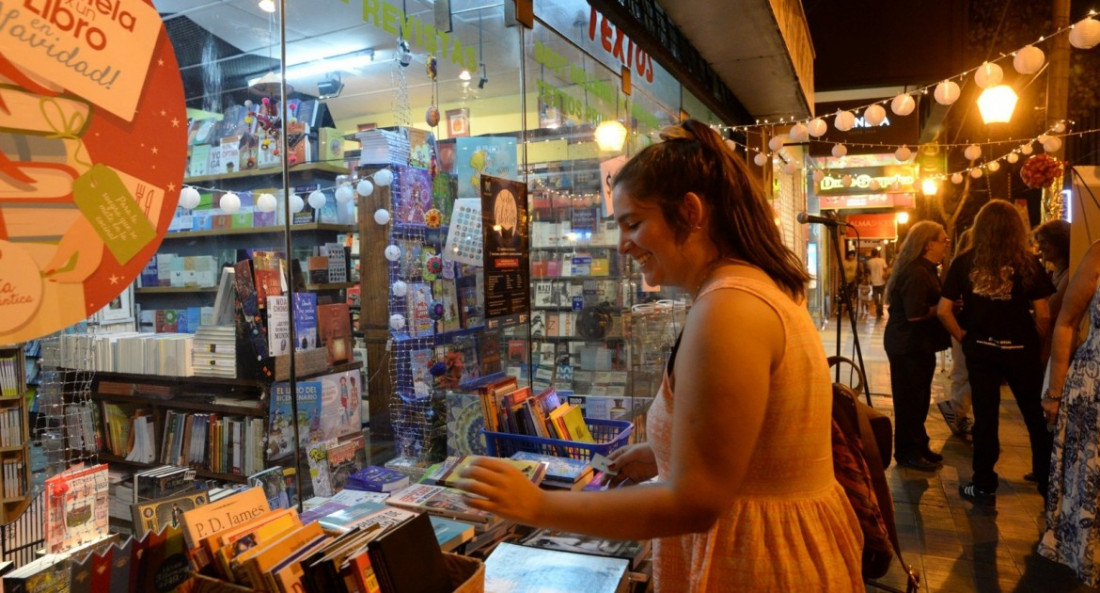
1020, 154, 1065, 189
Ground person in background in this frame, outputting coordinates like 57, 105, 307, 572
946, 228, 975, 438
841, 250, 859, 313
884, 221, 951, 471
1035, 219, 1072, 342
457, 120, 864, 592
1038, 239, 1100, 587
938, 200, 1054, 506
867, 248, 889, 319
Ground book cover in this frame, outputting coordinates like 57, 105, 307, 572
316, 303, 352, 365
316, 502, 410, 535
213, 508, 301, 581
131, 490, 209, 537
484, 542, 629, 593
394, 165, 433, 224
266, 295, 290, 357
316, 370, 362, 438
269, 534, 332, 593
509, 452, 593, 484
435, 455, 547, 488
478, 330, 503, 376
385, 484, 496, 526
232, 259, 269, 363
445, 391, 487, 457
267, 380, 323, 461
346, 466, 410, 494
179, 486, 270, 549
518, 527, 650, 570
44, 463, 110, 554
306, 438, 338, 498
455, 272, 485, 329
247, 466, 291, 509
236, 521, 325, 588
406, 127, 435, 170
450, 334, 480, 386
366, 513, 449, 593
326, 435, 368, 493
132, 524, 195, 593
409, 348, 434, 392
433, 278, 461, 333
292, 292, 318, 350
406, 282, 434, 338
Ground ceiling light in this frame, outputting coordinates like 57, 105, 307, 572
977, 85, 1018, 124
459, 69, 471, 81
285, 49, 375, 81
258, 0, 276, 13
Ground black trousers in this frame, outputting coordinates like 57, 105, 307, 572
964, 340, 1051, 496
887, 349, 937, 463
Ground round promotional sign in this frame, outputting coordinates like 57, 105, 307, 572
0, 0, 187, 342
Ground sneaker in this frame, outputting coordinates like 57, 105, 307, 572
897, 456, 941, 472
922, 449, 944, 463
959, 482, 996, 506
950, 417, 973, 438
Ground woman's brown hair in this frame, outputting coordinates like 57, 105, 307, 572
969, 199, 1039, 297
611, 120, 809, 298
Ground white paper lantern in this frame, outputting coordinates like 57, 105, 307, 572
970, 168, 983, 179
308, 190, 326, 210
813, 169, 825, 183
356, 179, 374, 196
974, 61, 1003, 89
934, 80, 961, 105
951, 172, 964, 184
384, 244, 401, 262
1043, 136, 1063, 153
834, 110, 856, 132
1038, 134, 1051, 145
179, 186, 201, 209
335, 184, 354, 204
895, 145, 913, 162
783, 161, 800, 175
964, 144, 982, 161
1069, 18, 1100, 49
890, 94, 916, 116
808, 118, 828, 137
831, 143, 848, 158
1013, 45, 1045, 74
768, 135, 788, 152
219, 192, 241, 213
373, 208, 391, 225
256, 192, 277, 213
869, 179, 881, 191
1053, 121, 1067, 134
389, 314, 406, 331
1007, 152, 1020, 164
1021, 143, 1034, 155
987, 160, 1001, 173
289, 193, 305, 213
863, 104, 887, 126
724, 139, 737, 151
842, 175, 853, 187
753, 153, 768, 167
373, 168, 394, 187
392, 280, 408, 297
789, 123, 809, 142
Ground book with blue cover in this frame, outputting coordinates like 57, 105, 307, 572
346, 465, 410, 493
510, 451, 593, 484
267, 381, 323, 461
292, 292, 318, 350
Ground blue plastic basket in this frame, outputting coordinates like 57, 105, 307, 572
482, 418, 632, 461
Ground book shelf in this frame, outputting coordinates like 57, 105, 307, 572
0, 345, 31, 522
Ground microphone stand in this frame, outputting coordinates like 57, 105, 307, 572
826, 221, 873, 407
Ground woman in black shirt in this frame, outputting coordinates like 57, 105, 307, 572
884, 221, 951, 471
938, 200, 1054, 506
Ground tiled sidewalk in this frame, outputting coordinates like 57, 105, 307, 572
818, 315, 1097, 593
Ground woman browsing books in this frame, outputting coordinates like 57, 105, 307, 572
457, 120, 864, 592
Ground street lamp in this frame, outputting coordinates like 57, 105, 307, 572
896, 211, 910, 225
977, 85, 1019, 124
921, 178, 939, 196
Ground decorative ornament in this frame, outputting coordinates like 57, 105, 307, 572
789, 123, 809, 142
812, 169, 825, 183
863, 104, 887, 126
428, 300, 445, 321
724, 139, 737, 151
964, 144, 982, 161
397, 39, 413, 67
179, 186, 201, 209
373, 168, 394, 187
807, 118, 828, 137
767, 135, 788, 152
834, 110, 856, 132
1020, 143, 1034, 155
389, 314, 406, 331
424, 208, 443, 228
831, 144, 848, 158
1069, 17, 1100, 49
987, 160, 1001, 173
890, 93, 915, 116
1043, 136, 1063, 153
220, 192, 241, 214
289, 193, 305, 214
1007, 152, 1020, 164
393, 280, 408, 297
426, 106, 440, 127
1020, 154, 1065, 188
335, 184, 355, 204
1013, 45, 1045, 74
256, 192, 277, 213
951, 172, 964, 184
424, 255, 443, 278
373, 208, 391, 225
308, 190, 326, 210
934, 80, 961, 105
426, 54, 438, 80
895, 146, 913, 162
384, 244, 401, 262
974, 61, 1003, 89
753, 153, 768, 167
357, 179, 374, 196
970, 168, 983, 179
1053, 121, 1067, 134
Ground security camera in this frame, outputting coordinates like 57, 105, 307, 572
317, 74, 344, 99
477, 64, 488, 89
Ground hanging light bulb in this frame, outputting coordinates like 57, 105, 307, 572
834, 110, 856, 132
594, 120, 628, 152
807, 118, 828, 137
831, 144, 848, 158
977, 85, 1019, 124
753, 153, 768, 167
890, 94, 915, 116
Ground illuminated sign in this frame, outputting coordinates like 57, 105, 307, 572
844, 213, 898, 240
816, 166, 917, 196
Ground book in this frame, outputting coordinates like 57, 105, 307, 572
406, 282, 434, 337
434, 455, 548, 489
366, 512, 450, 593
326, 435, 368, 493
385, 484, 497, 528
306, 438, 338, 498
346, 465, 411, 493
267, 380, 323, 461
484, 542, 630, 593
518, 527, 650, 570
316, 303, 353, 365
212, 508, 301, 580
317, 502, 412, 535
510, 451, 593, 485
268, 533, 333, 593
248, 466, 291, 509
236, 520, 324, 588
292, 291, 319, 350
179, 486, 270, 549
44, 463, 110, 554
131, 489, 209, 537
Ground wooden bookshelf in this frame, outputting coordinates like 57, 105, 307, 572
0, 344, 30, 523
158, 222, 356, 241
183, 162, 348, 183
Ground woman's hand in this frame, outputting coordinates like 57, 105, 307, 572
1042, 397, 1061, 428
455, 457, 546, 525
603, 443, 657, 487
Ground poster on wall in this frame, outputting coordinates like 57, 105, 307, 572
455, 136, 518, 199
481, 175, 529, 329
0, 0, 188, 343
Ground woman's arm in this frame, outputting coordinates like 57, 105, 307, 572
1045, 243, 1100, 420
937, 297, 965, 342
457, 286, 781, 540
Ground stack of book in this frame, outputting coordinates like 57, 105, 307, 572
355, 128, 410, 165
192, 324, 236, 378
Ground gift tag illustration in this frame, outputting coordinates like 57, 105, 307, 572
73, 164, 156, 265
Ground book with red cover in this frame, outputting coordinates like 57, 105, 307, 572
316, 303, 352, 365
